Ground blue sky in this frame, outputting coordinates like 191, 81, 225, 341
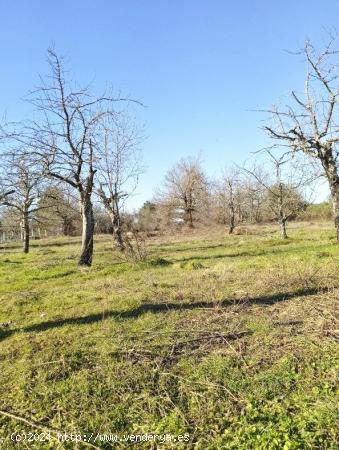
1, 0, 337, 208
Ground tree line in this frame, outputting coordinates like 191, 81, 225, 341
0, 36, 338, 264
139, 151, 311, 238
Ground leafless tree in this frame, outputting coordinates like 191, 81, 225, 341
242, 177, 266, 223
8, 48, 141, 265
242, 151, 310, 238
262, 36, 339, 241
0, 149, 46, 252
37, 185, 81, 236
95, 112, 143, 251
156, 156, 209, 228
215, 168, 243, 233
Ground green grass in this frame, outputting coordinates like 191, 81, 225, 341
0, 222, 338, 449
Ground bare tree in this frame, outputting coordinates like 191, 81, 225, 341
0, 149, 46, 253
242, 152, 309, 238
215, 168, 243, 234
240, 175, 267, 223
10, 48, 141, 265
156, 156, 209, 228
262, 36, 339, 241
96, 112, 143, 251
37, 185, 81, 236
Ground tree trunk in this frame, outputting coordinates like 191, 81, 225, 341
22, 212, 30, 253
111, 215, 125, 251
62, 217, 74, 236
62, 218, 70, 236
279, 218, 288, 239
79, 198, 94, 266
229, 204, 235, 234
185, 209, 194, 228
322, 150, 339, 243
331, 188, 339, 243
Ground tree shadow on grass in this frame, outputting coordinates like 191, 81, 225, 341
35, 240, 79, 248
158, 243, 226, 254
174, 252, 264, 262
0, 241, 78, 253
0, 286, 323, 342
174, 243, 332, 263
0, 259, 23, 264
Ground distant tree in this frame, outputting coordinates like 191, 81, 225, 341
266, 182, 307, 238
37, 186, 81, 236
263, 36, 339, 241
300, 201, 333, 221
93, 206, 113, 234
137, 201, 161, 232
215, 168, 243, 233
96, 112, 143, 251
0, 149, 46, 252
241, 176, 267, 223
156, 156, 209, 228
242, 151, 309, 238
0, 208, 23, 242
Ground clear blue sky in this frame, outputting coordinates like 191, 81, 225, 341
1, 0, 337, 208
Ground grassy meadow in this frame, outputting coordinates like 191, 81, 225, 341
0, 221, 338, 449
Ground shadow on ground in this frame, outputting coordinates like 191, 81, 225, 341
0, 240, 77, 251
0, 286, 324, 342
173, 243, 330, 263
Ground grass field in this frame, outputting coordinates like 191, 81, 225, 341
0, 222, 338, 449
